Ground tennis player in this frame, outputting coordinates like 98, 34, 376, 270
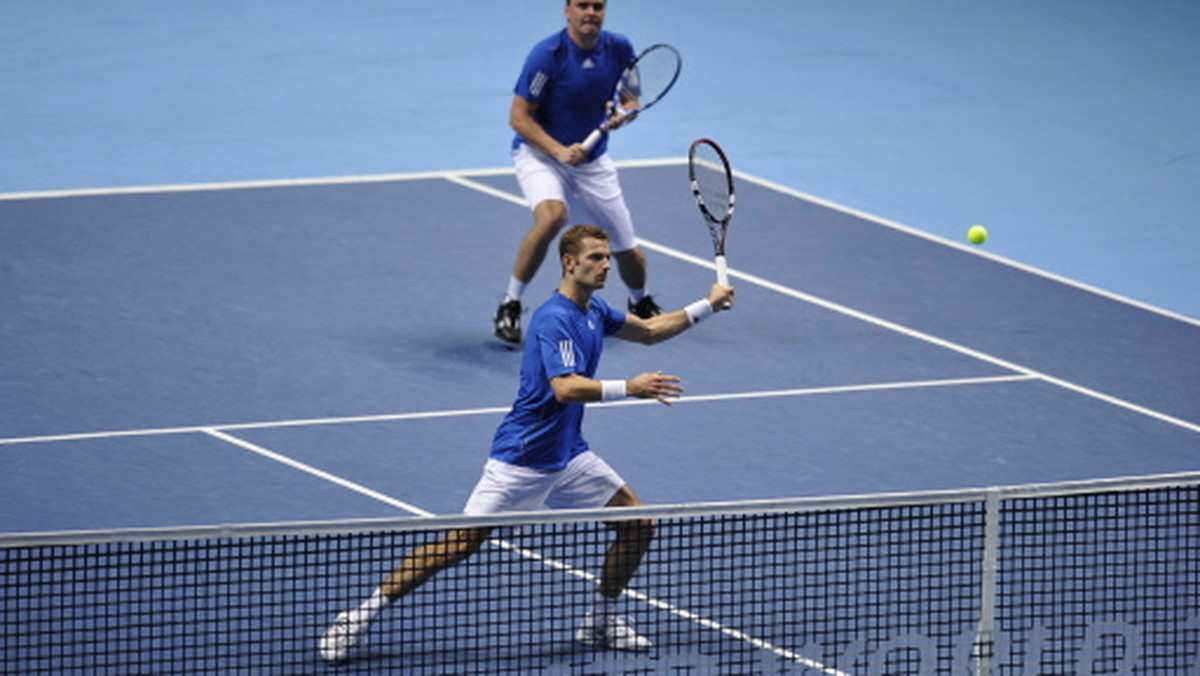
321, 225, 735, 663
495, 0, 660, 345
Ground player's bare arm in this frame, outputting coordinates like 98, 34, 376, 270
551, 372, 683, 406
614, 283, 734, 346
604, 97, 639, 131
509, 95, 588, 166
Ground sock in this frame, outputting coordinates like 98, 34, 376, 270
351, 588, 390, 625
628, 288, 647, 303
592, 593, 618, 619
505, 277, 527, 304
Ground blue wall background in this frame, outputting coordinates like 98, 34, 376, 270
3, 1, 1197, 319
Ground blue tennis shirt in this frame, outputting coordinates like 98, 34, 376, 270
490, 292, 626, 470
511, 29, 636, 161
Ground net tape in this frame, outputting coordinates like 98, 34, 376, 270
2, 472, 1197, 674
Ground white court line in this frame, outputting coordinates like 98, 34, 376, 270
5, 166, 1190, 673
4, 160, 1194, 327
204, 426, 852, 675
0, 374, 1037, 447
203, 428, 434, 517
730, 170, 1200, 328
441, 172, 1200, 436
633, 239, 1200, 435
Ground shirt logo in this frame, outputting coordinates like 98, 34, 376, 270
558, 340, 576, 368
582, 58, 595, 69
530, 71, 548, 98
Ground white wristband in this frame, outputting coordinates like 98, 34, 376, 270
600, 379, 627, 401
684, 299, 714, 325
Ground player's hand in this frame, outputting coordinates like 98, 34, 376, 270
555, 143, 590, 166
627, 371, 683, 405
707, 283, 735, 311
604, 100, 640, 131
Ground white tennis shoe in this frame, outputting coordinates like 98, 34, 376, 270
318, 611, 368, 663
575, 611, 652, 652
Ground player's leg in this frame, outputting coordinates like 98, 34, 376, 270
380, 528, 491, 599
320, 458, 554, 664
498, 147, 573, 343
575, 484, 655, 651
547, 453, 655, 651
572, 156, 659, 318
318, 527, 491, 663
511, 198, 569, 287
612, 247, 649, 300
598, 485, 655, 599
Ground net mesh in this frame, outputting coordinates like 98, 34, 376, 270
2, 476, 1197, 674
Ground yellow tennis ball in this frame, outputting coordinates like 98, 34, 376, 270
968, 225, 989, 245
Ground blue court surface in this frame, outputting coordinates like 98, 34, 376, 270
2, 162, 1197, 534
2, 4, 1199, 672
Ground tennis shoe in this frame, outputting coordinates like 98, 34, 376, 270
575, 611, 652, 652
319, 611, 368, 664
628, 296, 662, 319
494, 299, 522, 345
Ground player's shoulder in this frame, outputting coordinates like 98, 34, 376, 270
587, 294, 627, 331
601, 31, 633, 50
529, 292, 575, 328
588, 294, 615, 315
528, 29, 571, 59
599, 31, 635, 58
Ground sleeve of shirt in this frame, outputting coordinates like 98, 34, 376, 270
537, 316, 582, 379
596, 296, 627, 336
513, 43, 555, 103
613, 33, 636, 67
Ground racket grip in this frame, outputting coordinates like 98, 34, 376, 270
715, 255, 729, 287
715, 255, 732, 309
581, 128, 604, 152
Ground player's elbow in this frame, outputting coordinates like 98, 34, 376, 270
627, 328, 657, 346
550, 384, 571, 404
550, 376, 583, 403
509, 96, 536, 134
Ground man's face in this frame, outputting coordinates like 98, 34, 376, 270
565, 1, 605, 42
565, 236, 612, 290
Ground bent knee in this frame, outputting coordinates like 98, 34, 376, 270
533, 200, 569, 229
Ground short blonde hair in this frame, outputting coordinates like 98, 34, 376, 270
559, 224, 609, 259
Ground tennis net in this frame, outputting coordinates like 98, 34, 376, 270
2, 472, 1197, 674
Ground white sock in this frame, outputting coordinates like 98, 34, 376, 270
592, 593, 618, 619
351, 588, 390, 625
628, 288, 647, 302
505, 277, 527, 304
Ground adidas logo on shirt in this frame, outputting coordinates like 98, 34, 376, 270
582, 58, 595, 69
559, 340, 576, 368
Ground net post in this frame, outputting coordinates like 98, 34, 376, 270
974, 488, 1001, 676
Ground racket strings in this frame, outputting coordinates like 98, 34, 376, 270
619, 47, 680, 109
692, 155, 733, 219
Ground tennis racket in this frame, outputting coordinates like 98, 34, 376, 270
688, 138, 736, 294
581, 43, 682, 151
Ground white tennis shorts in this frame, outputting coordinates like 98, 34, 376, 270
512, 144, 638, 253
463, 451, 626, 515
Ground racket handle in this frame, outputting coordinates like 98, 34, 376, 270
715, 255, 732, 309
581, 128, 604, 152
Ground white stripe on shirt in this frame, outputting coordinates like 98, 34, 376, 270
558, 339, 576, 368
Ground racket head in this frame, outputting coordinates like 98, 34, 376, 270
688, 138, 736, 254
616, 44, 682, 113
